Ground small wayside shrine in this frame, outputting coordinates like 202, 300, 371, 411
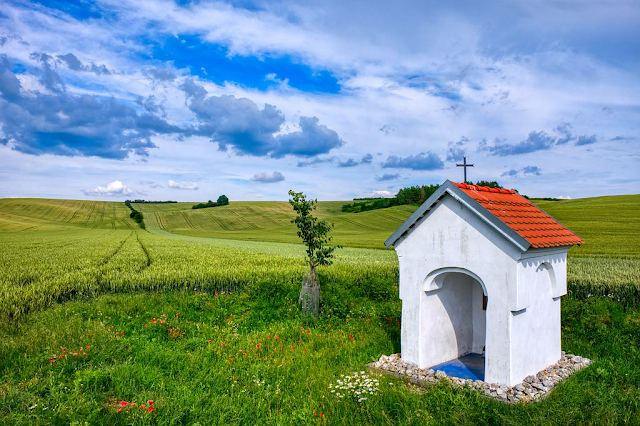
385, 180, 584, 386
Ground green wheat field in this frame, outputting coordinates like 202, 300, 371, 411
1, 195, 639, 424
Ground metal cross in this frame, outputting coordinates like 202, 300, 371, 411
456, 156, 474, 183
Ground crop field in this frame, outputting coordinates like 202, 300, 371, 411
136, 201, 416, 249
0, 195, 639, 424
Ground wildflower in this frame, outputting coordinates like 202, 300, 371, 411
119, 401, 129, 407
116, 409, 122, 413
215, 292, 219, 296
267, 335, 272, 339
147, 400, 154, 405
228, 359, 234, 363
145, 324, 148, 328
86, 346, 90, 349
121, 331, 124, 335
386, 317, 391, 323
147, 406, 155, 413
396, 320, 400, 326
256, 343, 262, 349
153, 318, 157, 323
221, 342, 226, 346
366, 319, 370, 322
208, 340, 212, 344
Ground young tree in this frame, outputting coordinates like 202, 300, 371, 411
288, 190, 338, 316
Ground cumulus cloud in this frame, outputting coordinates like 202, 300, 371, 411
446, 137, 468, 162
297, 157, 336, 167
501, 165, 542, 177
382, 152, 444, 170
376, 173, 399, 181
168, 180, 199, 190
338, 153, 373, 167
57, 53, 111, 75
181, 80, 343, 158
250, 171, 285, 183
481, 125, 600, 156
83, 180, 132, 196
366, 190, 394, 198
0, 55, 181, 159
576, 134, 598, 145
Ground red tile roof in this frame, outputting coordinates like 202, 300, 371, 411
453, 182, 584, 248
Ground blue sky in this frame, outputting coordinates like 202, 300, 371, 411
0, 0, 638, 201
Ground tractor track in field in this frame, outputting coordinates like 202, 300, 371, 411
135, 231, 152, 269
204, 210, 230, 230
98, 230, 133, 267
180, 211, 197, 229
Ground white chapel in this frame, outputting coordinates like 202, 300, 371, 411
385, 180, 584, 386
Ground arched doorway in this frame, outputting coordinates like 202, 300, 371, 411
422, 269, 487, 380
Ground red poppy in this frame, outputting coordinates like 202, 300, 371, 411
320, 413, 324, 417
366, 319, 370, 322
86, 345, 90, 349
147, 406, 155, 413
386, 317, 391, 323
221, 342, 226, 346
396, 320, 400, 325
119, 401, 129, 407
267, 335, 272, 339
121, 331, 124, 335
145, 324, 148, 328
228, 358, 234, 363
208, 340, 212, 344
148, 400, 154, 405
116, 408, 122, 412
153, 318, 157, 323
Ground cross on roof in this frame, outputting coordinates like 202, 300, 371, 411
456, 156, 474, 183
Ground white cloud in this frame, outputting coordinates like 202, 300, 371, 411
168, 180, 199, 190
555, 195, 572, 200
365, 190, 394, 198
250, 171, 285, 183
83, 180, 132, 196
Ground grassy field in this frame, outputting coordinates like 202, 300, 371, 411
0, 195, 639, 424
136, 201, 415, 249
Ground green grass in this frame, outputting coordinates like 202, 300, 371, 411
1, 288, 638, 425
0, 194, 639, 424
532, 194, 640, 258
0, 198, 135, 232
136, 200, 416, 249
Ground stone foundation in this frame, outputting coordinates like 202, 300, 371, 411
370, 352, 592, 403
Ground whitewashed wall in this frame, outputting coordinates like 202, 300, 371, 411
393, 193, 568, 386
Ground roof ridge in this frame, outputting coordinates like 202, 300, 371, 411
452, 181, 516, 194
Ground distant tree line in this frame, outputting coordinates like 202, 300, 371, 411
124, 200, 145, 229
192, 195, 230, 210
127, 199, 177, 204
342, 181, 505, 213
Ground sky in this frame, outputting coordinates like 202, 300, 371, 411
0, 0, 639, 201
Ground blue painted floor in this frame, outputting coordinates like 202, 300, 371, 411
431, 353, 485, 381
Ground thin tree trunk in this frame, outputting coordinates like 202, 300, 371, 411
299, 262, 320, 316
